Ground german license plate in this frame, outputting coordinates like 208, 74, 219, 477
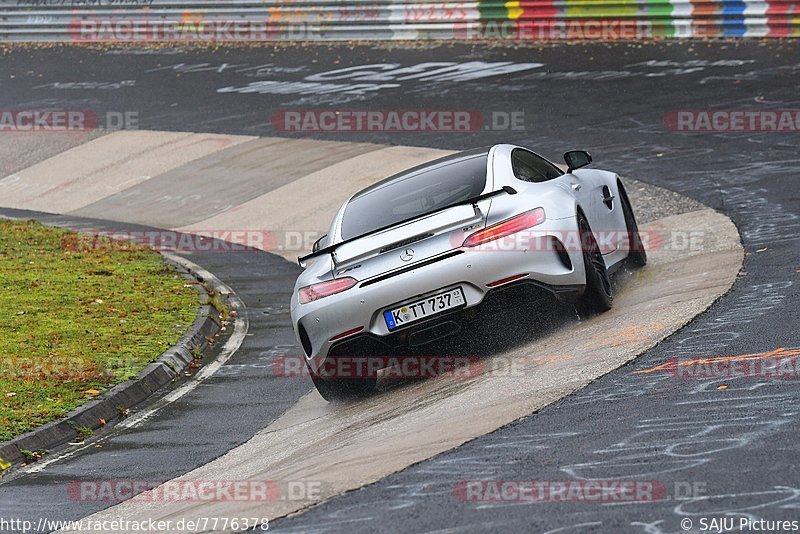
383, 287, 465, 331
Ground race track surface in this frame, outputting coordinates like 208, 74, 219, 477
0, 41, 798, 533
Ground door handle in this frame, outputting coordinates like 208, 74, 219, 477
571, 183, 582, 191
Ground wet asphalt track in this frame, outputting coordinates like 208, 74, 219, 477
0, 41, 799, 532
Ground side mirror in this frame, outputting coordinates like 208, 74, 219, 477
312, 234, 328, 253
564, 150, 592, 173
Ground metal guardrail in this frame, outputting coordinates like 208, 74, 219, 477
1, 0, 798, 41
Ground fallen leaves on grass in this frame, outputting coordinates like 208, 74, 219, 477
0, 219, 197, 441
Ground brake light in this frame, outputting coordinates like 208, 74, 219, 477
330, 326, 364, 341
462, 208, 546, 247
487, 273, 528, 287
298, 277, 357, 304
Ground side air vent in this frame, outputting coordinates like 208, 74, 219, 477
550, 236, 573, 271
298, 323, 313, 357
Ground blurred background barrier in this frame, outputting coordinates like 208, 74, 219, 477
1, 0, 799, 42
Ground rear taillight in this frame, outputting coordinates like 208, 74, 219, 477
298, 277, 357, 304
462, 208, 546, 247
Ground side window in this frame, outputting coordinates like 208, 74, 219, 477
511, 149, 564, 183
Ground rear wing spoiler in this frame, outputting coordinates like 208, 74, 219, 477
297, 186, 517, 267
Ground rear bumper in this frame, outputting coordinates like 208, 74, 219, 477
326, 278, 584, 359
291, 226, 587, 373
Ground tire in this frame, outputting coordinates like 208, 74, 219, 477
576, 214, 614, 315
618, 183, 647, 267
307, 359, 377, 402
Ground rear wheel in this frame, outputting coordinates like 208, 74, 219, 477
619, 183, 647, 267
307, 360, 377, 402
576, 214, 614, 315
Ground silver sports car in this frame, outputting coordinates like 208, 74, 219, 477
291, 144, 647, 400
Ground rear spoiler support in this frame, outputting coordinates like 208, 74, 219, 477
297, 186, 517, 267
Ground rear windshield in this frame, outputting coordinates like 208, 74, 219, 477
340, 154, 488, 241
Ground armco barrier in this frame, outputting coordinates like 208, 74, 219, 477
1, 0, 799, 42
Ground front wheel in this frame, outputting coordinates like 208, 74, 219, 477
576, 214, 613, 315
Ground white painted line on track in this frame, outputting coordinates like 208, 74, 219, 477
22, 440, 95, 475
23, 253, 248, 473
118, 253, 248, 430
